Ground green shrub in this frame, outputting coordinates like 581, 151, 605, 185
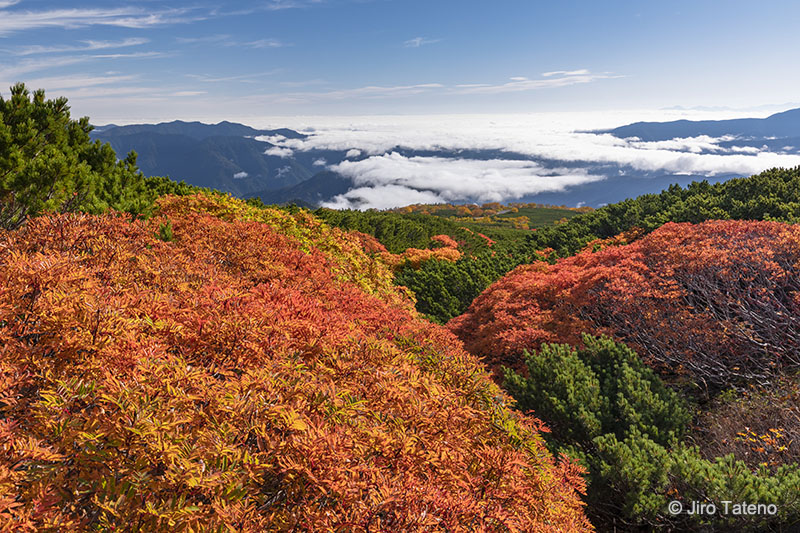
0, 84, 205, 229
505, 335, 689, 447
504, 335, 800, 531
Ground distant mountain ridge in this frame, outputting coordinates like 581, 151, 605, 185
603, 107, 800, 141
94, 120, 267, 139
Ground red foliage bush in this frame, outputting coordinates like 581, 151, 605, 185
0, 194, 589, 532
449, 220, 800, 388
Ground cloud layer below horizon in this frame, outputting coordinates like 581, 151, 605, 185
252, 113, 800, 209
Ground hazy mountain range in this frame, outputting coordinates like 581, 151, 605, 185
603, 107, 800, 141
92, 108, 800, 209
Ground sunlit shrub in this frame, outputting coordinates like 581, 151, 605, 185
451, 220, 800, 389
0, 193, 589, 532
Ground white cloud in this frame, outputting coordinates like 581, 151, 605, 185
0, 0, 21, 8
626, 135, 736, 153
280, 78, 327, 88
233, 171, 249, 179
345, 149, 361, 159
6, 38, 149, 56
313, 158, 327, 166
404, 37, 442, 48
47, 85, 154, 98
241, 38, 287, 49
0, 7, 202, 35
324, 185, 445, 210
542, 69, 590, 77
250, 70, 616, 104
7, 74, 139, 91
455, 71, 622, 95
210, 0, 324, 13
323, 152, 603, 209
176, 35, 288, 49
0, 56, 92, 80
256, 134, 287, 144
268, 83, 446, 103
264, 0, 324, 10
176, 34, 231, 44
265, 146, 293, 158
91, 51, 167, 60
186, 71, 281, 83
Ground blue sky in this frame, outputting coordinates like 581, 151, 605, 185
0, 0, 798, 123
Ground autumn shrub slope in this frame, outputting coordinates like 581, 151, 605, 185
448, 220, 800, 530
0, 193, 589, 532
449, 220, 800, 389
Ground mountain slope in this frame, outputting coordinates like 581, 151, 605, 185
248, 170, 353, 206
97, 131, 313, 196
92, 121, 316, 197
94, 119, 270, 140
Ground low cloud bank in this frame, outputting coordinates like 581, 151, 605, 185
254, 113, 800, 209
322, 153, 602, 209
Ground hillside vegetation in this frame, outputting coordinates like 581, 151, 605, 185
504, 337, 800, 531
0, 83, 594, 532
0, 193, 589, 531
342, 168, 800, 324
449, 221, 800, 530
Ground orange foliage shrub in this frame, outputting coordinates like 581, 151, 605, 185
459, 227, 496, 247
379, 247, 463, 271
449, 220, 800, 387
0, 194, 589, 532
375, 234, 462, 271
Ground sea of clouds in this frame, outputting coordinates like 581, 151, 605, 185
248, 111, 800, 209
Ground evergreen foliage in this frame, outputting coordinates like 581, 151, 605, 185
394, 249, 525, 323
313, 208, 489, 254
0, 84, 201, 229
314, 208, 536, 323
504, 336, 800, 531
505, 336, 689, 448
